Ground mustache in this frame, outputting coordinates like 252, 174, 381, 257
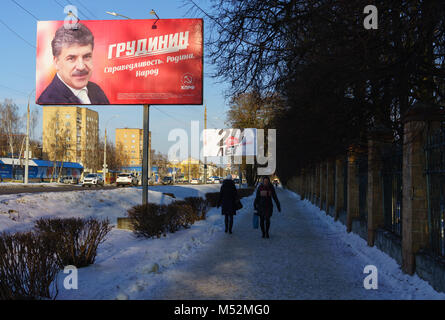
71, 69, 89, 76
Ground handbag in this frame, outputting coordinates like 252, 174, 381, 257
252, 212, 259, 229
235, 199, 243, 210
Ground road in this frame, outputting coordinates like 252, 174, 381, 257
0, 184, 118, 195
0, 183, 218, 195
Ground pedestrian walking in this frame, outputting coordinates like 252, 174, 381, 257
254, 176, 281, 238
217, 174, 241, 234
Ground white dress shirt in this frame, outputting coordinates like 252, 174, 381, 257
57, 73, 91, 104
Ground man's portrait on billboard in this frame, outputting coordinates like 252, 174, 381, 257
36, 23, 109, 105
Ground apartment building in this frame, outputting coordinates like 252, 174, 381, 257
116, 128, 151, 167
42, 106, 99, 169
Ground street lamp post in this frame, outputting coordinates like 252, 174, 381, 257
24, 89, 34, 184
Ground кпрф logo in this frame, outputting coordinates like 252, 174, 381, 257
181, 73, 195, 90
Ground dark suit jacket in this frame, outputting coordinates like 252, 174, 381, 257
37, 75, 109, 105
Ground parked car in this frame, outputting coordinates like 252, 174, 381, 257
162, 176, 173, 185
116, 173, 138, 187
190, 178, 200, 184
233, 178, 240, 184
82, 173, 104, 187
61, 176, 79, 184
208, 176, 220, 184
177, 177, 187, 183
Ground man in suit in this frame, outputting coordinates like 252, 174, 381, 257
37, 23, 109, 105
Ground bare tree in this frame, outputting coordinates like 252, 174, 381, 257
44, 111, 71, 182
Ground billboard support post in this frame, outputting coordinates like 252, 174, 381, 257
204, 104, 207, 184
142, 104, 150, 205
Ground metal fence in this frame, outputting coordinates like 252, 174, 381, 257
357, 154, 368, 222
343, 156, 348, 212
425, 127, 445, 257
381, 144, 403, 237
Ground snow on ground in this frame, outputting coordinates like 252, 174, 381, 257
0, 184, 220, 234
0, 182, 68, 188
2, 184, 444, 299
92, 187, 443, 300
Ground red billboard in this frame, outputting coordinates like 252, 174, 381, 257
35, 19, 203, 105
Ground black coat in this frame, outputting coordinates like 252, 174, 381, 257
217, 179, 239, 216
254, 183, 281, 218
37, 75, 110, 105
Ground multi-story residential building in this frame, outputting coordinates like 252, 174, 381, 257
42, 106, 99, 169
116, 128, 151, 167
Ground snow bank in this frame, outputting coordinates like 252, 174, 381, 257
0, 184, 220, 234
286, 189, 445, 299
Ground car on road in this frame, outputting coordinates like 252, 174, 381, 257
190, 178, 200, 184
82, 173, 104, 187
233, 178, 240, 184
116, 173, 138, 187
162, 176, 173, 185
61, 176, 79, 184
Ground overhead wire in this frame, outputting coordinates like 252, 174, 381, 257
10, 0, 40, 20
0, 18, 36, 48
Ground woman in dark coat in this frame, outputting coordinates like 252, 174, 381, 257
217, 174, 239, 234
254, 176, 281, 238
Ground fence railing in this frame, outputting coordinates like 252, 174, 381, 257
425, 127, 445, 257
343, 156, 348, 213
357, 154, 368, 222
381, 144, 403, 237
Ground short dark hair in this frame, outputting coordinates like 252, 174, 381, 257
51, 23, 94, 57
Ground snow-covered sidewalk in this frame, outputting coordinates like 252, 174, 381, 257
134, 188, 445, 300
3, 185, 443, 299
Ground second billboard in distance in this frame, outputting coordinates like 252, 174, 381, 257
36, 18, 203, 105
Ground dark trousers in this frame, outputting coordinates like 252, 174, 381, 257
224, 214, 233, 232
260, 215, 270, 235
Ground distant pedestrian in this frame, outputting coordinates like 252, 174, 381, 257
254, 176, 281, 238
217, 174, 240, 234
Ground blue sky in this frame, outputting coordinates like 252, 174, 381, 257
0, 0, 229, 158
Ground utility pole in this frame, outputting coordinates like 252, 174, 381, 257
188, 156, 191, 182
103, 128, 107, 183
24, 100, 30, 184
203, 104, 207, 184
